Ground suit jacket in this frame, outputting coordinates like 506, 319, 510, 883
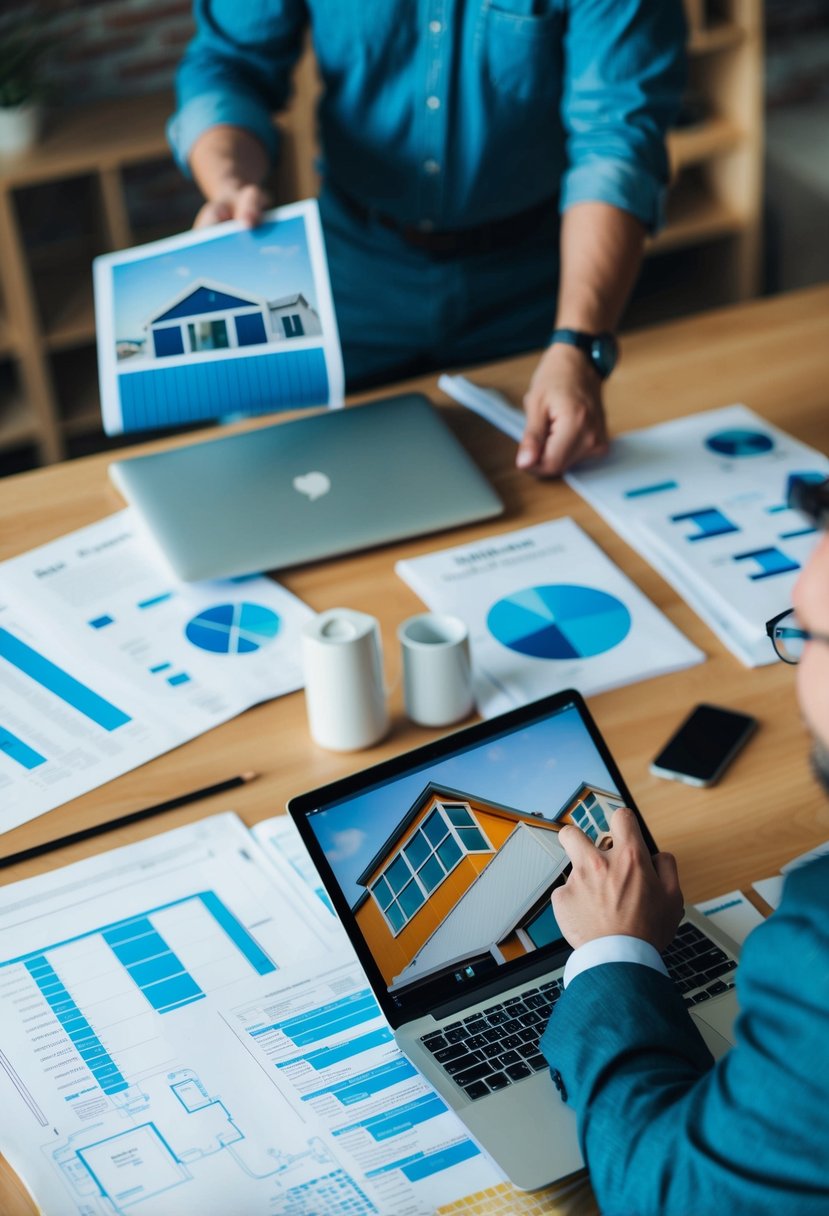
540, 856, 829, 1215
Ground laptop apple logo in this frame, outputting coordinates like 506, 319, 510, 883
293, 471, 331, 501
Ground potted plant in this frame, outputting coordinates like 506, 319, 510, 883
0, 22, 52, 156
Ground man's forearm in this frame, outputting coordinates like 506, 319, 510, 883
555, 202, 646, 332
189, 124, 270, 203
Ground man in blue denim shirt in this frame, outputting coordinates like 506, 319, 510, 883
169, 1, 685, 476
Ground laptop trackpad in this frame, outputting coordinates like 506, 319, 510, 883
691, 995, 738, 1057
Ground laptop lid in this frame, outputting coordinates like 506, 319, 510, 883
289, 690, 657, 1030
109, 393, 503, 581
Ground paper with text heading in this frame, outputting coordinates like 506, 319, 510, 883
0, 509, 313, 833
396, 518, 703, 718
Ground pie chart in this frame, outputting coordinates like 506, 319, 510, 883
185, 602, 281, 654
705, 428, 773, 458
487, 585, 631, 660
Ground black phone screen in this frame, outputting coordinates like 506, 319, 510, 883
652, 704, 757, 783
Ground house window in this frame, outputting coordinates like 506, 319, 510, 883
370, 803, 492, 935
282, 313, 304, 338
523, 901, 561, 949
153, 326, 184, 358
187, 319, 229, 352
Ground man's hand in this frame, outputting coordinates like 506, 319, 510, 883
194, 183, 270, 229
189, 125, 270, 230
552, 807, 683, 952
516, 342, 609, 477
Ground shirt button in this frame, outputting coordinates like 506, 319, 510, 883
426, 95, 441, 111
423, 159, 440, 176
429, 19, 442, 34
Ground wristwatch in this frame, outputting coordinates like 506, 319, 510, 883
549, 328, 619, 380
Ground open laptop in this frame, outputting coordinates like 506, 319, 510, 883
109, 393, 503, 580
288, 690, 742, 1191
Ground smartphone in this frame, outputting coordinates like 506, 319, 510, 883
650, 703, 758, 788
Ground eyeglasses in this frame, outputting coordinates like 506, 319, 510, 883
766, 608, 829, 664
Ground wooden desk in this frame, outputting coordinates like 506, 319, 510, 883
1, 285, 828, 1215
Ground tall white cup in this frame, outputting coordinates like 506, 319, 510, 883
301, 608, 390, 751
398, 612, 475, 728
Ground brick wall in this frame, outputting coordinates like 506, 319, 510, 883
3, 0, 195, 106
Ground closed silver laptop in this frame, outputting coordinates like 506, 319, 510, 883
109, 394, 503, 580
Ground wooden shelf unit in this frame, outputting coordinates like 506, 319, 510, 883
0, 4, 762, 465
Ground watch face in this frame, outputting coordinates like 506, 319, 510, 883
590, 334, 618, 379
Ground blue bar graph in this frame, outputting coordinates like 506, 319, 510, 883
335, 1093, 448, 1142
623, 480, 679, 499
88, 615, 114, 629
0, 627, 131, 732
167, 673, 191, 686
254, 989, 379, 1045
671, 507, 739, 541
150, 662, 172, 674
279, 1027, 393, 1072
199, 891, 276, 976
304, 1058, 417, 1106
0, 726, 46, 770
733, 547, 800, 581
24, 958, 128, 1096
137, 593, 173, 609
366, 1138, 480, 1181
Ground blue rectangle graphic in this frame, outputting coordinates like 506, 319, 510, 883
167, 673, 191, 686
0, 628, 131, 732
259, 989, 378, 1045
335, 1093, 448, 1142
88, 615, 114, 629
138, 593, 173, 609
150, 662, 172, 673
118, 347, 330, 431
142, 973, 203, 1011
623, 480, 679, 499
304, 1057, 417, 1106
199, 891, 276, 976
0, 726, 46, 770
281, 1027, 394, 1071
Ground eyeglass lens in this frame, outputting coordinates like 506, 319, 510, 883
773, 611, 808, 663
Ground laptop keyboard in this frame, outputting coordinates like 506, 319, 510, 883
420, 923, 737, 1102
662, 921, 737, 1005
420, 979, 563, 1101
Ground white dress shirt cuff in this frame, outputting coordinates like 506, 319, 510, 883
563, 935, 668, 988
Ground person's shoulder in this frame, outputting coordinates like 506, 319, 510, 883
782, 853, 829, 912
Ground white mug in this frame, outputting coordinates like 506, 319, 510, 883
301, 608, 390, 751
398, 612, 475, 728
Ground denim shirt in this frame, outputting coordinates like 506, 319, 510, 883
170, 0, 686, 233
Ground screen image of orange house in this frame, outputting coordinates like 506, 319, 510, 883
352, 781, 624, 994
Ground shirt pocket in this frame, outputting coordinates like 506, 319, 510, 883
481, 2, 562, 103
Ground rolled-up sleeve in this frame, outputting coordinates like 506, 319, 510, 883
559, 0, 687, 232
168, 0, 309, 173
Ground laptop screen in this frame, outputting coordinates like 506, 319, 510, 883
290, 691, 646, 1025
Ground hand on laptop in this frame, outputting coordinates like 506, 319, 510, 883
552, 807, 683, 952
516, 343, 608, 478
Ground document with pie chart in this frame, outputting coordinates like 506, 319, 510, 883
0, 510, 314, 832
396, 518, 704, 718
566, 405, 829, 665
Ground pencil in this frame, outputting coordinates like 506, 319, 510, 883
0, 771, 258, 871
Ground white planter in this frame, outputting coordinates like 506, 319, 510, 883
0, 103, 43, 156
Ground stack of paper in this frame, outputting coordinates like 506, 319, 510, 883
566, 405, 828, 666
0, 813, 505, 1216
396, 518, 704, 718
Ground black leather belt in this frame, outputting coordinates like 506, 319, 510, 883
332, 187, 557, 258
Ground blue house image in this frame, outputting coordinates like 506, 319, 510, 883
142, 278, 322, 360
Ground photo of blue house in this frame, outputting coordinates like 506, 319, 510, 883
138, 279, 322, 362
